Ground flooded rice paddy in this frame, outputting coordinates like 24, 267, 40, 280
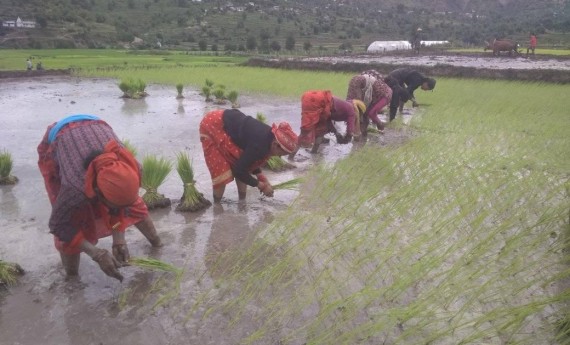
0, 77, 412, 344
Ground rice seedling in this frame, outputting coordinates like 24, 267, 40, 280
0, 260, 24, 287
176, 83, 184, 99
118, 78, 148, 99
205, 79, 214, 88
128, 257, 182, 274
201, 86, 212, 102
212, 88, 226, 104
227, 90, 239, 108
141, 155, 172, 209
0, 150, 18, 185
180, 79, 570, 344
256, 113, 295, 171
175, 152, 211, 212
121, 139, 137, 157
272, 178, 303, 190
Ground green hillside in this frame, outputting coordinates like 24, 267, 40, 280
1, 0, 569, 50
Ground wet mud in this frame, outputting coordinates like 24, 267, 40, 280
0, 76, 401, 345
246, 53, 570, 83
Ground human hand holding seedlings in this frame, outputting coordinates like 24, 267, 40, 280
93, 249, 124, 282
258, 181, 274, 197
81, 240, 123, 281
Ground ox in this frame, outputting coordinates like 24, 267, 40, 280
484, 39, 519, 56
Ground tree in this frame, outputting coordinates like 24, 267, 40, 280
198, 39, 207, 51
303, 41, 312, 53
285, 34, 295, 51
270, 40, 281, 52
36, 16, 48, 28
246, 35, 257, 51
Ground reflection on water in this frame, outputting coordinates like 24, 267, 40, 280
121, 98, 149, 116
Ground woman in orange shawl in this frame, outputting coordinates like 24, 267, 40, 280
38, 115, 162, 282
294, 90, 366, 155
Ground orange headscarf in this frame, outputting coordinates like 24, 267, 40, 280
271, 122, 298, 154
84, 140, 141, 207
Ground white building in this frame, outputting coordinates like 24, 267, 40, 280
367, 40, 449, 53
2, 17, 36, 28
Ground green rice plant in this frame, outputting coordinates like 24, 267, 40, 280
176, 83, 184, 99
118, 78, 148, 99
141, 155, 172, 209
205, 78, 214, 88
255, 112, 267, 123
212, 87, 226, 104
175, 152, 211, 212
129, 257, 182, 274
201, 86, 212, 102
121, 139, 137, 157
227, 90, 239, 108
0, 260, 24, 287
181, 79, 570, 345
272, 178, 303, 190
0, 150, 18, 185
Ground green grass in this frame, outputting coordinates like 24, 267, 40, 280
0, 49, 247, 71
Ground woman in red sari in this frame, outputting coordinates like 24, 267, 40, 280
200, 109, 298, 202
38, 115, 162, 282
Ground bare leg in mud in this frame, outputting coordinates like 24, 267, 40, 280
213, 185, 226, 203
311, 136, 324, 153
236, 179, 247, 200
60, 252, 80, 276
134, 216, 162, 247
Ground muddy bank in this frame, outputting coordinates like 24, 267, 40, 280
0, 69, 72, 79
245, 55, 570, 83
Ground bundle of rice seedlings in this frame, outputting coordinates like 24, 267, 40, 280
213, 88, 226, 104
256, 113, 295, 171
175, 152, 211, 212
121, 139, 137, 157
128, 257, 182, 274
0, 150, 18, 185
272, 178, 303, 190
205, 79, 214, 88
0, 260, 25, 287
201, 86, 212, 102
141, 155, 172, 209
118, 78, 147, 99
176, 83, 184, 99
228, 90, 239, 108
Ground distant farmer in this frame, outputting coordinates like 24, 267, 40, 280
26, 59, 32, 71
199, 109, 298, 202
361, 69, 411, 122
38, 115, 163, 282
346, 74, 393, 132
293, 90, 366, 155
527, 33, 537, 56
387, 68, 436, 111
411, 28, 422, 55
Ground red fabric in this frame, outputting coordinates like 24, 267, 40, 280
530, 35, 537, 48
271, 122, 298, 153
84, 140, 141, 206
299, 90, 333, 146
200, 110, 269, 188
39, 124, 148, 255
54, 198, 148, 255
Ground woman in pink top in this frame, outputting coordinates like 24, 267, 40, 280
346, 74, 392, 132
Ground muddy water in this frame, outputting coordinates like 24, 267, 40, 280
0, 77, 402, 345
301, 54, 570, 70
